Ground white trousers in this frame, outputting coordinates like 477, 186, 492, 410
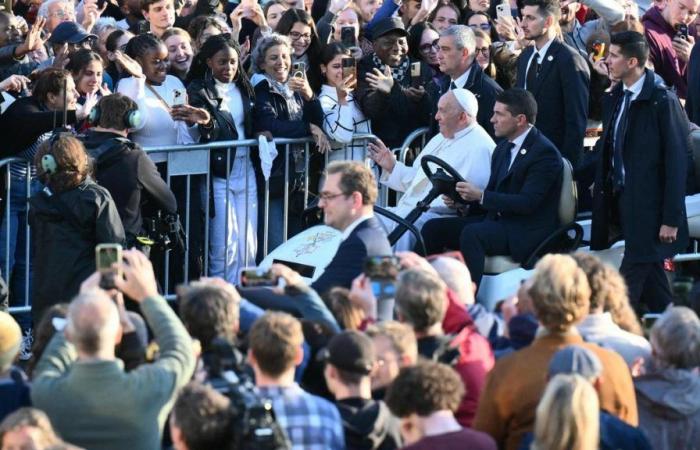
378, 207, 458, 252
208, 156, 258, 283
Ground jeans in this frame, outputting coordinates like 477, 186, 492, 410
0, 174, 40, 319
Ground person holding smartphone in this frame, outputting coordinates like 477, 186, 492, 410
319, 42, 371, 162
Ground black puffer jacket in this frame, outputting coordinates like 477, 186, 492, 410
29, 179, 125, 324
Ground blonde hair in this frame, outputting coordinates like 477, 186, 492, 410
572, 252, 643, 336
529, 254, 591, 332
365, 320, 418, 363
531, 374, 599, 450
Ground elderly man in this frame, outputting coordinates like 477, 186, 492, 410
38, 0, 76, 33
429, 25, 503, 138
368, 88, 495, 251
31, 250, 195, 450
473, 254, 638, 450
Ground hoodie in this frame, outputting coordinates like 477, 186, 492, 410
642, 6, 697, 99
336, 398, 402, 450
634, 368, 700, 450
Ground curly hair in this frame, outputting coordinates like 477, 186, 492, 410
249, 32, 292, 74
34, 134, 90, 194
385, 361, 464, 417
529, 254, 591, 332
32, 68, 72, 105
572, 252, 643, 336
178, 282, 241, 352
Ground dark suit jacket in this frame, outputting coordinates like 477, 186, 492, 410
591, 69, 689, 263
480, 127, 563, 261
516, 39, 590, 168
311, 216, 392, 296
428, 62, 503, 139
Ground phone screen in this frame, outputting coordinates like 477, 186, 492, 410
96, 244, 122, 290
342, 57, 356, 80
363, 256, 400, 281
240, 268, 278, 287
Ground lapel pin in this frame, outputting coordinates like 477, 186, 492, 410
520, 148, 527, 155
547, 55, 553, 62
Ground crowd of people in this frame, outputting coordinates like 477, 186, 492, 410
0, 0, 699, 447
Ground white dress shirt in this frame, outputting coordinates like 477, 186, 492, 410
525, 38, 556, 89
508, 125, 534, 169
451, 66, 472, 89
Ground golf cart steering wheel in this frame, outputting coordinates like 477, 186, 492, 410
420, 155, 467, 204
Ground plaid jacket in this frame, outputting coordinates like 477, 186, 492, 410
258, 383, 345, 450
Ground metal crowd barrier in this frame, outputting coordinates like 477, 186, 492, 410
1, 132, 400, 314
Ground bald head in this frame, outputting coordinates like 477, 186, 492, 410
66, 291, 121, 357
430, 256, 475, 305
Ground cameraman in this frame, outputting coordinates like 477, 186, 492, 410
81, 93, 177, 250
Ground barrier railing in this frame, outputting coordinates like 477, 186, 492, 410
2, 132, 389, 314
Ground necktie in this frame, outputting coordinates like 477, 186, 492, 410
498, 142, 516, 184
450, 81, 457, 90
613, 90, 633, 190
526, 51, 540, 91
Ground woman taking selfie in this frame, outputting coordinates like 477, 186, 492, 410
186, 34, 259, 283
275, 8, 322, 91
318, 42, 370, 161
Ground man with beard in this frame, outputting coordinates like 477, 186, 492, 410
515, 0, 589, 169
558, 0, 625, 57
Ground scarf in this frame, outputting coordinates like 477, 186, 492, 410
371, 54, 410, 83
264, 74, 303, 121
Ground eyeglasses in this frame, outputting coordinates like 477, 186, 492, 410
47, 9, 69, 19
318, 191, 348, 202
469, 23, 492, 31
475, 46, 490, 55
419, 39, 440, 53
289, 31, 312, 41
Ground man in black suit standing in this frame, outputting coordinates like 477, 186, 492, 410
429, 24, 503, 139
516, 0, 589, 168
591, 31, 689, 312
421, 89, 563, 285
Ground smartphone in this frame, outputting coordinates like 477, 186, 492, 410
496, 3, 511, 19
676, 23, 689, 40
239, 267, 279, 287
591, 40, 606, 62
363, 256, 400, 281
341, 26, 357, 48
642, 313, 662, 331
138, 20, 150, 35
342, 56, 356, 81
96, 243, 122, 290
292, 61, 306, 79
172, 88, 186, 106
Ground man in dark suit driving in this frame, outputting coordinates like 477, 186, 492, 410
421, 89, 563, 285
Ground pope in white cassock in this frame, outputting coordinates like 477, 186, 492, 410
367, 88, 496, 251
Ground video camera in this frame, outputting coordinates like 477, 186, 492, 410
143, 210, 186, 252
202, 338, 290, 450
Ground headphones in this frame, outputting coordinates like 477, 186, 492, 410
87, 103, 142, 130
41, 132, 65, 175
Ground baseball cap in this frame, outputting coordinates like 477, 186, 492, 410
548, 345, 603, 380
371, 17, 409, 42
49, 22, 97, 45
321, 331, 375, 375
